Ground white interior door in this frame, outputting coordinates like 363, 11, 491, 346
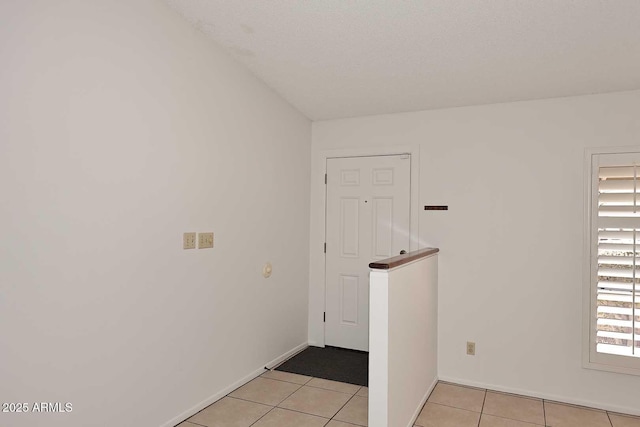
325, 155, 411, 351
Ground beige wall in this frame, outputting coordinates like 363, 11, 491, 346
310, 90, 640, 415
0, 1, 311, 426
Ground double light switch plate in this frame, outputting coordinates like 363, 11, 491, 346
198, 232, 214, 249
183, 232, 214, 249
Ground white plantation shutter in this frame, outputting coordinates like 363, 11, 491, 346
595, 162, 640, 360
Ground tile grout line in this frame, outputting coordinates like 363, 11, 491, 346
479, 413, 547, 426
329, 421, 362, 427
254, 375, 311, 388
226, 395, 280, 408
226, 379, 303, 409
276, 381, 304, 406
247, 405, 277, 427
301, 378, 362, 394
271, 405, 333, 421
477, 388, 488, 427
328, 391, 359, 424
275, 383, 359, 422
480, 390, 546, 426
542, 399, 547, 427
247, 405, 335, 426
240, 375, 347, 427
224, 377, 362, 425
425, 400, 482, 414
262, 372, 360, 395
305, 384, 360, 395
260, 373, 313, 386
179, 395, 235, 427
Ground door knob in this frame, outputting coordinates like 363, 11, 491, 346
400, 250, 407, 255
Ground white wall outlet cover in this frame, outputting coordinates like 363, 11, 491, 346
262, 262, 272, 278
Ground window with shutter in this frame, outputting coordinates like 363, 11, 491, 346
585, 148, 640, 375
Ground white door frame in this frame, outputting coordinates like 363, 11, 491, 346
307, 145, 420, 348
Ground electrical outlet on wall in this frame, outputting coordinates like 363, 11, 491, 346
183, 232, 196, 250
198, 232, 214, 249
466, 341, 476, 356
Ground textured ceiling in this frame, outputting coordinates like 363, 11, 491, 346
165, 0, 640, 120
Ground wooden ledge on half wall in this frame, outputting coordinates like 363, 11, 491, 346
368, 247, 439, 270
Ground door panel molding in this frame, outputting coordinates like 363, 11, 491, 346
340, 274, 359, 325
373, 197, 394, 258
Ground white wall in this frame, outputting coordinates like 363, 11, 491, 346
310, 90, 640, 415
0, 1, 310, 426
369, 254, 438, 427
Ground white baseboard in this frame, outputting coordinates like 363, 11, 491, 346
161, 342, 309, 427
266, 342, 309, 370
438, 375, 640, 417
405, 376, 438, 427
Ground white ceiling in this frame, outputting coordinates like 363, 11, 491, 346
165, 0, 640, 120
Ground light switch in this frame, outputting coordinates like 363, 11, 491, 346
198, 232, 214, 249
183, 232, 196, 250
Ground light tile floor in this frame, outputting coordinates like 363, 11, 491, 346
177, 374, 640, 427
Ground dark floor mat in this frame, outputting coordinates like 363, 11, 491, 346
275, 346, 368, 386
